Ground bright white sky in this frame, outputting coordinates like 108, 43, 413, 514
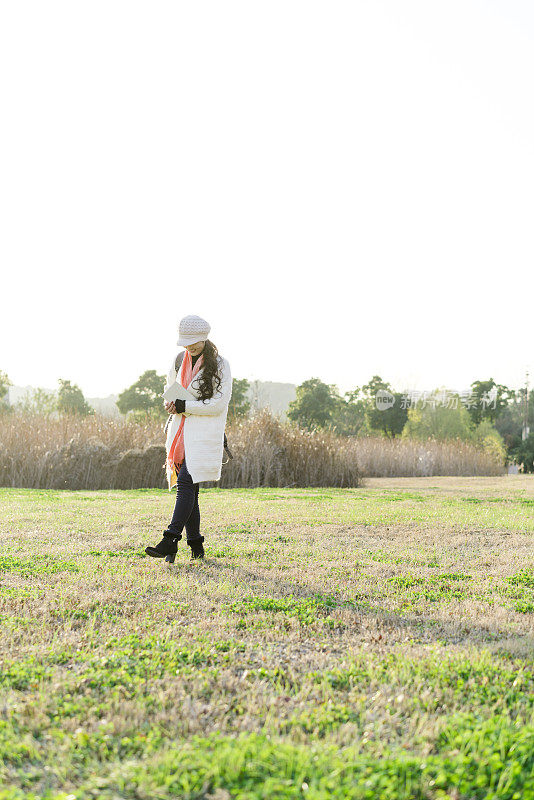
1, 1, 533, 398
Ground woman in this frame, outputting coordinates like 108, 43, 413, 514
145, 314, 232, 563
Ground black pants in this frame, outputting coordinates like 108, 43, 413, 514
164, 459, 201, 542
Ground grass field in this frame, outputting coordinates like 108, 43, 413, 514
1, 476, 533, 799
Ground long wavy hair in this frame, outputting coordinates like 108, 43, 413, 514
194, 339, 222, 401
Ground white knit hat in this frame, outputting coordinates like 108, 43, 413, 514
177, 314, 211, 346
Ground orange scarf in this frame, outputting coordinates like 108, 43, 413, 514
167, 350, 203, 482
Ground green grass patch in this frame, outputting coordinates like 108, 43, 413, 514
0, 555, 79, 576
229, 594, 339, 625
1, 481, 533, 797
507, 568, 534, 589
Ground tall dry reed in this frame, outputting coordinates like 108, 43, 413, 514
217, 409, 361, 488
0, 412, 163, 489
0, 409, 503, 489
353, 435, 504, 478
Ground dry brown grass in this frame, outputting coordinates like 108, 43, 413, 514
0, 408, 503, 489
0, 410, 162, 488
0, 477, 533, 796
218, 409, 361, 487
354, 434, 504, 477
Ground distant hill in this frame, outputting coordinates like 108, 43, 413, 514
7, 380, 296, 419
247, 380, 296, 419
7, 385, 48, 405
86, 395, 121, 418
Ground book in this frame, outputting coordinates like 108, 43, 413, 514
162, 381, 196, 403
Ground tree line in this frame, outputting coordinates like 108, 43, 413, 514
285, 375, 533, 471
1, 369, 532, 470
0, 370, 251, 422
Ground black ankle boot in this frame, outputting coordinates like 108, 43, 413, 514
145, 532, 181, 560
188, 536, 205, 560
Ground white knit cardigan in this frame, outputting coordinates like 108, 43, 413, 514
164, 353, 232, 485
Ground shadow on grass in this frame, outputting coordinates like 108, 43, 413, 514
173, 558, 530, 654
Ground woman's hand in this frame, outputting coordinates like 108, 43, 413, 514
164, 399, 186, 414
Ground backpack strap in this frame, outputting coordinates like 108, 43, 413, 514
223, 432, 233, 461
175, 351, 185, 373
